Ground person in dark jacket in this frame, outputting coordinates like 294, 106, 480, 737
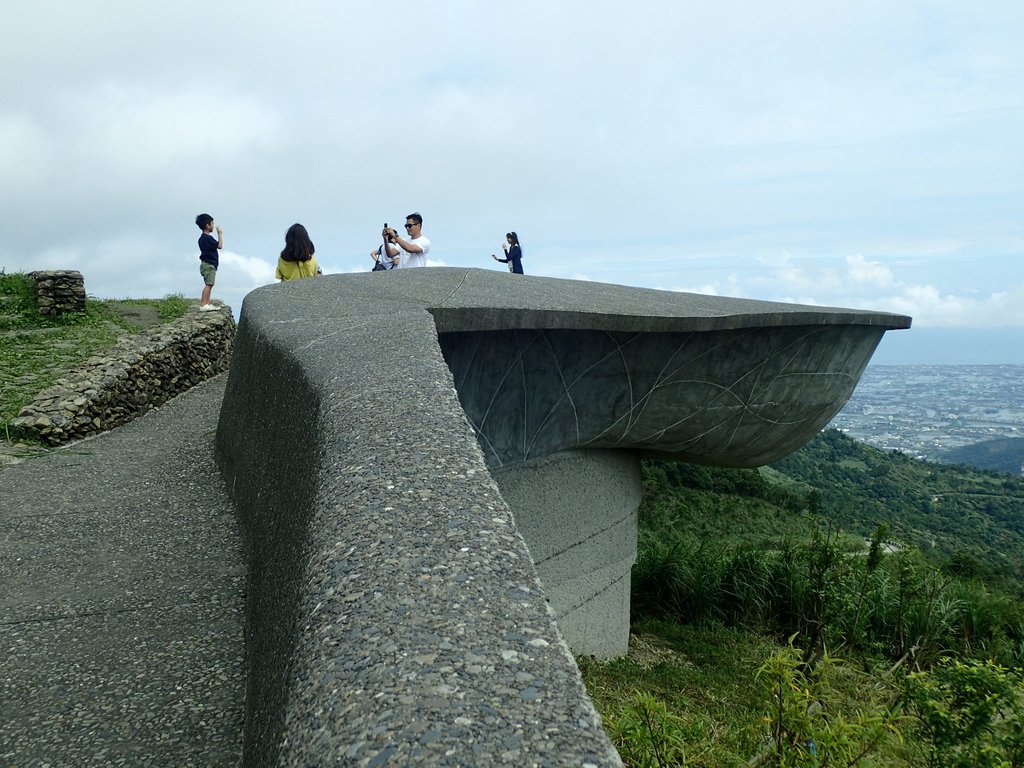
492, 231, 523, 274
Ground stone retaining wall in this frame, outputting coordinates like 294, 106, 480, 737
28, 270, 87, 317
11, 307, 235, 445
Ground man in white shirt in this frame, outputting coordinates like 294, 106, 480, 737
385, 212, 430, 268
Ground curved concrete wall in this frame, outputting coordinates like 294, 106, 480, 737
215, 268, 909, 766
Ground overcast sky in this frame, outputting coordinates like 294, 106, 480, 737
3, 1, 1021, 363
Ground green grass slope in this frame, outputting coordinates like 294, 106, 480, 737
770, 429, 1024, 589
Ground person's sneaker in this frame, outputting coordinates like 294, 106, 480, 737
199, 304, 219, 312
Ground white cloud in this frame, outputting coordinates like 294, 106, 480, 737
0, 114, 51, 188
664, 247, 1022, 331
219, 251, 275, 285
876, 284, 1024, 328
845, 254, 894, 287
0, 0, 1021, 360
60, 84, 282, 172
671, 284, 722, 297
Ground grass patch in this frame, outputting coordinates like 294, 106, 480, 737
0, 323, 122, 427
579, 620, 775, 765
839, 458, 870, 471
580, 620, 917, 766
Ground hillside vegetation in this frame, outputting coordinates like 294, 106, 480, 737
582, 432, 1024, 766
5, 270, 1022, 765
772, 429, 1024, 590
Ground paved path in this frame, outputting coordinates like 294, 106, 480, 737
0, 375, 245, 767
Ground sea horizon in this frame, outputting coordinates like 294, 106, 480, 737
869, 327, 1024, 366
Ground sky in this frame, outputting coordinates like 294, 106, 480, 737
2, 1, 1022, 364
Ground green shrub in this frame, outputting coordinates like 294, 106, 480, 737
607, 691, 694, 768
753, 638, 902, 767
0, 270, 39, 323
905, 658, 1024, 768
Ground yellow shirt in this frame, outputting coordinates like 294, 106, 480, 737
275, 256, 320, 281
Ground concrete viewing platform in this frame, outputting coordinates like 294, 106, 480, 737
218, 268, 908, 765
1, 268, 910, 766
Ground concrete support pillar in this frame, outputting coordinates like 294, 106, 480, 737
492, 449, 640, 658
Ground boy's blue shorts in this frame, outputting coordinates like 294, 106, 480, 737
200, 262, 217, 286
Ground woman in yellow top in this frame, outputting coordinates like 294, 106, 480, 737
275, 223, 322, 280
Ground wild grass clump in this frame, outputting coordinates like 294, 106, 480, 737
580, 621, 917, 766
632, 533, 726, 623
632, 525, 1024, 669
0, 270, 40, 326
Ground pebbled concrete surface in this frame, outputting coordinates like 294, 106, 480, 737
216, 268, 908, 766
0, 375, 245, 768
218, 277, 627, 766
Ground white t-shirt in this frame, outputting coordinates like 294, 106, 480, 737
398, 235, 431, 268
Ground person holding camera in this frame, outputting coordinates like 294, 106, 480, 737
371, 225, 399, 271
491, 231, 524, 274
384, 212, 430, 268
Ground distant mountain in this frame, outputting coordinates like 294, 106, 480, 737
938, 437, 1024, 476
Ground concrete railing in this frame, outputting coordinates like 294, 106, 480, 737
215, 268, 910, 766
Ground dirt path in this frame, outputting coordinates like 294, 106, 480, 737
105, 303, 164, 329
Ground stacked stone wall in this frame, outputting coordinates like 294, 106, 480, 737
12, 308, 235, 445
29, 270, 87, 316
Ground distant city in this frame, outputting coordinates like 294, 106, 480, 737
828, 365, 1024, 461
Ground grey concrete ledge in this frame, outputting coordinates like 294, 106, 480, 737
215, 268, 910, 766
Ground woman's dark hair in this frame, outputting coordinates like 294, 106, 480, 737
507, 231, 520, 247
281, 223, 315, 262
